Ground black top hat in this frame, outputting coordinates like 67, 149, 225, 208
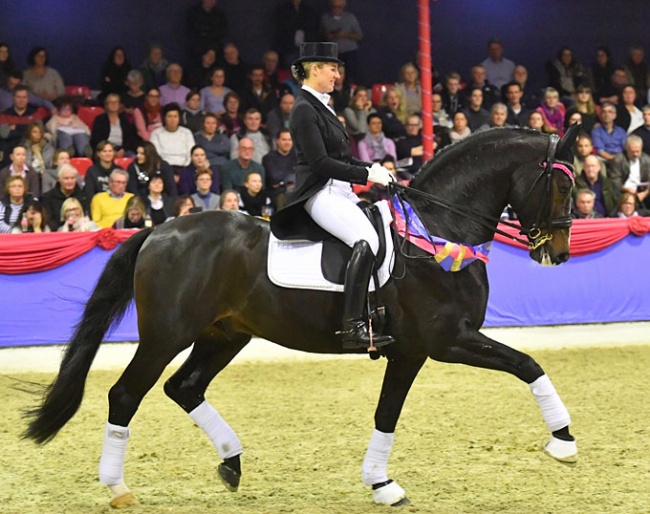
292, 42, 344, 66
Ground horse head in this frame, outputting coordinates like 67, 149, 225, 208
509, 124, 581, 266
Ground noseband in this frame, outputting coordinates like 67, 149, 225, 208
519, 134, 574, 250
388, 133, 574, 251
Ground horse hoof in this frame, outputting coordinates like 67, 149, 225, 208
544, 435, 578, 465
218, 462, 241, 492
372, 480, 408, 506
109, 492, 139, 509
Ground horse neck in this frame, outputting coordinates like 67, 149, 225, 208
409, 129, 547, 245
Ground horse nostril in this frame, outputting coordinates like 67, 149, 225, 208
556, 252, 570, 263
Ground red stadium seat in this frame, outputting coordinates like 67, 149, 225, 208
65, 85, 92, 100
77, 106, 104, 130
371, 83, 393, 107
70, 157, 93, 178
114, 157, 134, 170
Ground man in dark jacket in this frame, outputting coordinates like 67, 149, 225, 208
41, 163, 87, 230
573, 155, 618, 217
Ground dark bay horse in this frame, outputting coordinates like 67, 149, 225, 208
25, 126, 580, 508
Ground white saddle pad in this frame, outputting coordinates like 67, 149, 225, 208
268, 200, 394, 292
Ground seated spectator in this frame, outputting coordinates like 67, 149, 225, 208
99, 46, 131, 103
565, 86, 597, 135
449, 110, 471, 143
0, 70, 55, 114
220, 91, 243, 136
113, 196, 146, 229
632, 105, 650, 155
0, 175, 29, 233
239, 64, 278, 122
14, 197, 50, 233
481, 38, 515, 90
90, 169, 134, 228
84, 141, 124, 200
273, 0, 320, 69
587, 46, 615, 104
616, 85, 644, 134
330, 64, 352, 114
127, 141, 177, 199
504, 81, 532, 127
139, 43, 169, 91
527, 111, 545, 132
377, 87, 408, 140
45, 96, 91, 157
185, 48, 217, 90
220, 137, 265, 191
343, 86, 375, 141
0, 85, 47, 166
239, 171, 271, 217
464, 64, 500, 109
0, 43, 17, 87
222, 42, 248, 92
160, 63, 190, 109
229, 108, 271, 164
365, 155, 398, 203
574, 155, 618, 217
592, 102, 628, 161
172, 194, 197, 217
57, 197, 98, 232
535, 87, 566, 136
262, 50, 287, 93
479, 102, 509, 130
546, 46, 585, 101
219, 189, 240, 211
462, 87, 490, 132
623, 45, 650, 101
0, 145, 40, 198
440, 71, 465, 115
395, 62, 422, 116
22, 122, 54, 174
177, 144, 220, 195
191, 168, 220, 211
123, 70, 146, 117
150, 103, 195, 175
565, 112, 583, 134
571, 188, 602, 219
42, 163, 86, 231
262, 128, 297, 210
133, 88, 163, 142
200, 67, 232, 116
90, 94, 140, 156
598, 68, 628, 106
143, 172, 174, 225
42, 149, 81, 194
432, 92, 452, 128
395, 114, 424, 177
614, 191, 649, 217
609, 134, 650, 208
265, 92, 294, 140
181, 90, 204, 135
22, 47, 65, 101
573, 133, 606, 178
358, 113, 396, 162
193, 113, 230, 168
512, 65, 539, 109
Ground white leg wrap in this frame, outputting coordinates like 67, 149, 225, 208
189, 400, 242, 460
529, 374, 571, 432
98, 422, 130, 486
361, 429, 394, 486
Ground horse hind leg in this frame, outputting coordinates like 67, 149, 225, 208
430, 329, 577, 464
163, 323, 252, 492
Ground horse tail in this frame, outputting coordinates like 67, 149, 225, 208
24, 228, 154, 445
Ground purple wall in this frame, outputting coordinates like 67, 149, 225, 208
2, 1, 650, 91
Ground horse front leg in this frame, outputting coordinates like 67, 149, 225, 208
431, 328, 577, 464
363, 353, 427, 506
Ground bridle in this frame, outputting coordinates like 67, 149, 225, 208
389, 133, 574, 250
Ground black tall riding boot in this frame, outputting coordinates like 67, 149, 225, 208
340, 240, 395, 350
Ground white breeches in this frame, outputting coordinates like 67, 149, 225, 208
304, 179, 379, 255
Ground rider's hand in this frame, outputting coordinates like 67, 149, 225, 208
366, 162, 394, 186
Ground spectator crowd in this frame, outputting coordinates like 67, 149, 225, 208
1, 0, 649, 236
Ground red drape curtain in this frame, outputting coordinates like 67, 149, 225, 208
0, 229, 135, 274
0, 219, 649, 275
494, 217, 650, 256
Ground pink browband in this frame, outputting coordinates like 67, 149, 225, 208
540, 161, 575, 185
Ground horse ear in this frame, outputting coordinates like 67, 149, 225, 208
556, 123, 582, 162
